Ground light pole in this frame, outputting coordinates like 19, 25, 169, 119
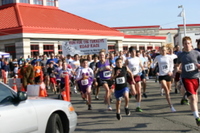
178, 5, 186, 36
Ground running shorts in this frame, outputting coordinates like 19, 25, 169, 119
181, 78, 199, 96
114, 87, 129, 101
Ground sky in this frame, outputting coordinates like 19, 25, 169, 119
58, 0, 200, 28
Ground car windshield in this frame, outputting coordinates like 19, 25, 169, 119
0, 83, 16, 102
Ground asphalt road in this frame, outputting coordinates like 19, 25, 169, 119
67, 79, 200, 133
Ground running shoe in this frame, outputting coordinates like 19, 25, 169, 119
143, 93, 148, 98
160, 88, 164, 96
125, 108, 131, 116
196, 117, 200, 126
108, 106, 112, 111
181, 99, 189, 105
110, 98, 113, 103
116, 113, 122, 120
175, 88, 178, 94
88, 105, 92, 110
136, 107, 143, 112
170, 106, 176, 112
95, 96, 99, 100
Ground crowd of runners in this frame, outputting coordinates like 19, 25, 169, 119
0, 36, 200, 125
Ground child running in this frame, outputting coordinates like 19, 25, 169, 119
76, 59, 94, 110
111, 58, 134, 120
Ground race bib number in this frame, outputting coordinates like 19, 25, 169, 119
185, 63, 195, 72
36, 69, 41, 73
161, 65, 168, 71
116, 77, 125, 84
103, 71, 111, 78
81, 79, 89, 85
132, 67, 137, 72
50, 73, 55, 78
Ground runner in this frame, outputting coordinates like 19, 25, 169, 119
125, 47, 142, 112
94, 50, 113, 110
153, 46, 176, 112
110, 58, 133, 120
76, 59, 94, 110
33, 61, 42, 84
136, 50, 148, 98
174, 36, 200, 126
89, 54, 100, 99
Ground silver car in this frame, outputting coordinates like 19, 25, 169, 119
0, 82, 77, 133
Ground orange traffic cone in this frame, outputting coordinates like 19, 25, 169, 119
61, 91, 67, 101
12, 78, 17, 92
39, 82, 47, 97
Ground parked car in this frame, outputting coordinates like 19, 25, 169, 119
0, 82, 77, 133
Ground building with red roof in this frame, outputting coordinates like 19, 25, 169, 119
0, 0, 167, 59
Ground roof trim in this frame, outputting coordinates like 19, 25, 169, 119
124, 35, 166, 40
159, 28, 178, 30
178, 24, 200, 27
113, 25, 160, 29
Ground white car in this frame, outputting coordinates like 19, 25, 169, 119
0, 82, 77, 133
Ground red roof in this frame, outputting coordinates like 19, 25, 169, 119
178, 24, 200, 27
0, 3, 124, 36
113, 25, 160, 29
124, 35, 166, 40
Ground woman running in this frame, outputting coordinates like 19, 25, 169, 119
153, 46, 176, 112
94, 50, 113, 110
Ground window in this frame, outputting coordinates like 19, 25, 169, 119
0, 83, 15, 104
2, 0, 13, 5
108, 45, 115, 52
58, 45, 62, 55
31, 44, 39, 57
19, 0, 29, 3
5, 45, 16, 59
123, 46, 128, 51
33, 0, 43, 5
43, 44, 54, 56
46, 0, 55, 6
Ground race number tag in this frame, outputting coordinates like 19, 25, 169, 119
185, 63, 195, 72
161, 65, 168, 71
116, 77, 125, 84
103, 71, 111, 78
132, 67, 137, 72
81, 79, 89, 85
36, 69, 41, 73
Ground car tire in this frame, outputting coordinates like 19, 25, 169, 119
45, 113, 64, 133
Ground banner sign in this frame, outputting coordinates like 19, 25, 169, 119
62, 39, 107, 56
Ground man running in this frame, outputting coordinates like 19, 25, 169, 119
174, 36, 200, 126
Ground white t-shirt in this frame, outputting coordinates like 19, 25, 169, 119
127, 57, 141, 75
76, 67, 94, 81
168, 54, 177, 68
70, 60, 80, 70
153, 55, 173, 76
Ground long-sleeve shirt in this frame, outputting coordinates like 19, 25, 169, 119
153, 55, 173, 76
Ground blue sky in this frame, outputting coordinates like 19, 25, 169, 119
59, 0, 200, 28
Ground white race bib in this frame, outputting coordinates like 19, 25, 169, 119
185, 63, 195, 72
161, 65, 168, 71
116, 77, 125, 84
131, 67, 137, 72
103, 71, 111, 78
36, 69, 41, 73
81, 79, 89, 85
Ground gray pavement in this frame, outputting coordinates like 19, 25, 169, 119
69, 79, 200, 133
